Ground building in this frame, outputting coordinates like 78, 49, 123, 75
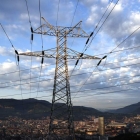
99, 117, 105, 136
108, 122, 126, 128
94, 118, 99, 123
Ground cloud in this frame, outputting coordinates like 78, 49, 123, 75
1, 43, 140, 109
84, 0, 140, 50
0, 0, 140, 109
0, 46, 14, 56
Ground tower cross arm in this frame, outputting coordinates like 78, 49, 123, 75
67, 48, 100, 59
33, 17, 90, 38
71, 54, 100, 59
19, 47, 100, 60
19, 47, 57, 58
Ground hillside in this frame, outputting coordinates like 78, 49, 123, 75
0, 98, 104, 120
108, 102, 140, 114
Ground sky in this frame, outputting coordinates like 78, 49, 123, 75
0, 0, 140, 110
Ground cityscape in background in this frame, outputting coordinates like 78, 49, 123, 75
1, 114, 140, 139
0, 99, 140, 139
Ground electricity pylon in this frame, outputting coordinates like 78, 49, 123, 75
19, 17, 100, 139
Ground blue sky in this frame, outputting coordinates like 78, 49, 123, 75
0, 0, 140, 110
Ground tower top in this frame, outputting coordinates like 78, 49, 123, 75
33, 17, 90, 37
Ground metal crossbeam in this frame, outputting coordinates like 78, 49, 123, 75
19, 18, 100, 140
34, 17, 89, 37
19, 47, 100, 60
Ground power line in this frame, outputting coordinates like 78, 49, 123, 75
70, 0, 80, 27
80, 0, 120, 68
78, 0, 119, 69
24, 0, 32, 27
1, 79, 140, 99
93, 0, 114, 33
93, 45, 140, 58
0, 23, 25, 113
56, 0, 60, 26
1, 71, 140, 91
84, 7, 140, 67
0, 59, 77, 76
72, 24, 140, 100
3, 81, 140, 108
2, 77, 140, 106
82, 0, 119, 53
71, 59, 140, 78
0, 89, 52, 98
1, 0, 139, 118
0, 42, 136, 81
0, 59, 79, 77
1, 57, 140, 86
109, 27, 140, 53
72, 60, 140, 99
36, 0, 44, 99
0, 57, 138, 84
38, 85, 140, 98
72, 80, 140, 95
92, 25, 140, 66
18, 65, 23, 100
85, 0, 120, 51
0, 45, 139, 78
2, 80, 140, 103
36, 64, 43, 98
82, 0, 114, 53
0, 23, 16, 51
82, 25, 140, 94
69, 0, 119, 78
39, 0, 44, 48
73, 86, 140, 99
29, 47, 33, 98
69, 0, 80, 50
24, 0, 34, 98
2, 1, 138, 136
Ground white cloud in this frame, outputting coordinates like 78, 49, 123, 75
0, 0, 140, 109
112, 3, 123, 12
101, 0, 109, 3
0, 46, 14, 56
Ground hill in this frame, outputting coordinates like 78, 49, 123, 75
0, 98, 104, 120
108, 102, 140, 114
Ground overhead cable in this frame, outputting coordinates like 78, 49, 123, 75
24, 0, 34, 98
56, 0, 60, 26
1, 72, 140, 90
1, 57, 140, 85
70, 0, 119, 77
1, 79, 140, 98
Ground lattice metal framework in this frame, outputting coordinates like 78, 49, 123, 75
19, 47, 100, 60
19, 18, 100, 139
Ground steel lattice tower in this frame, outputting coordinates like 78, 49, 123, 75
19, 17, 100, 139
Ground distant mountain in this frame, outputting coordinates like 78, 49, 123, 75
0, 98, 52, 119
108, 102, 140, 114
0, 98, 105, 120
73, 106, 103, 120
